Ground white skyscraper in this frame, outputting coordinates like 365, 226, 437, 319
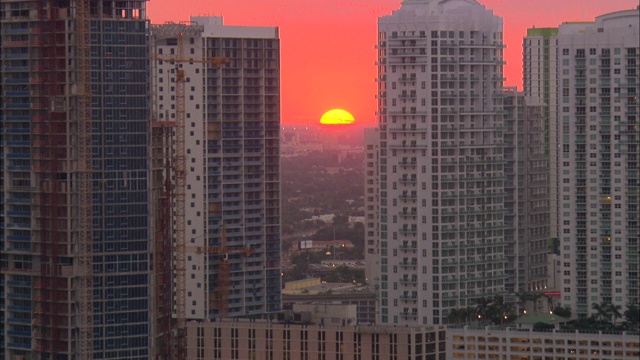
523, 27, 560, 250
373, 0, 506, 325
152, 17, 282, 320
524, 9, 639, 318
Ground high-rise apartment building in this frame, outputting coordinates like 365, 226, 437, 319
523, 27, 560, 250
502, 88, 549, 294
151, 16, 281, 320
1, 1, 154, 359
372, 0, 506, 325
525, 8, 639, 318
364, 127, 380, 288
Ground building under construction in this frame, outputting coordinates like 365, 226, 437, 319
1, 1, 158, 359
151, 16, 282, 321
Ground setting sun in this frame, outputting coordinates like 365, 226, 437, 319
320, 109, 355, 125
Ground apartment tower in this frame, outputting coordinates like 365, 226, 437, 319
525, 8, 639, 318
374, 0, 506, 325
502, 88, 549, 294
555, 9, 639, 318
151, 16, 281, 320
1, 1, 153, 359
523, 27, 560, 252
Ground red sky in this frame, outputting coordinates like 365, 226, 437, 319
148, 0, 639, 126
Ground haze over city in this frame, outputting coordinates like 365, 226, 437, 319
1, 0, 638, 358
149, 0, 638, 125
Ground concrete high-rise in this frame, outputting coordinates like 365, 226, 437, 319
364, 127, 380, 288
525, 8, 639, 318
151, 16, 281, 320
502, 87, 549, 294
523, 27, 560, 251
373, 0, 506, 325
1, 1, 154, 359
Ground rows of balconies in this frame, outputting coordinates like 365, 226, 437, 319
440, 241, 505, 250
441, 190, 506, 199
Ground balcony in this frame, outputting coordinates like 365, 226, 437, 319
398, 193, 417, 201
400, 294, 418, 301
399, 177, 417, 185
441, 276, 459, 283
400, 311, 418, 318
399, 277, 418, 285
399, 161, 417, 168
399, 243, 417, 251
399, 228, 417, 235
399, 260, 417, 268
399, 211, 417, 217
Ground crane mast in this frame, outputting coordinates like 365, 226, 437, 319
75, 0, 93, 359
151, 23, 230, 360
173, 31, 188, 359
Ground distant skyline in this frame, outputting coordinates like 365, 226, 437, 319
148, 0, 639, 125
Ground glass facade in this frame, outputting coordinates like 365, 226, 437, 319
1, 1, 152, 359
203, 35, 282, 317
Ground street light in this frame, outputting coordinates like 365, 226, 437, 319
326, 242, 345, 262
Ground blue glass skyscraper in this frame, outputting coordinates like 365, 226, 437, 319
1, 1, 154, 359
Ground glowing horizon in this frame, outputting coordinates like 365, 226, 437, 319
147, 0, 639, 125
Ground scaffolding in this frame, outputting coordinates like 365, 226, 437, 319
31, 1, 73, 357
2, 1, 155, 358
151, 22, 229, 360
74, 0, 94, 359
151, 121, 175, 359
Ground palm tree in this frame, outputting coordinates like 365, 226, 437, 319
608, 303, 622, 325
531, 292, 545, 312
462, 307, 476, 324
447, 308, 464, 325
516, 291, 544, 312
447, 307, 482, 325
543, 294, 554, 313
623, 303, 639, 331
591, 301, 611, 323
491, 295, 514, 324
552, 306, 572, 318
474, 297, 494, 323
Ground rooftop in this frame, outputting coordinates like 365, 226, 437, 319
515, 312, 569, 325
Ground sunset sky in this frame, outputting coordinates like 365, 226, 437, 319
148, 0, 639, 125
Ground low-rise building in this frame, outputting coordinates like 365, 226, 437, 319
447, 325, 640, 360
282, 279, 376, 325
292, 303, 357, 326
187, 319, 447, 360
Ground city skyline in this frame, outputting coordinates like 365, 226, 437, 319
1, 0, 637, 358
148, 0, 638, 125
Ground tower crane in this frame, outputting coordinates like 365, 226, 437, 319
75, 1, 94, 359
151, 23, 230, 360
187, 225, 251, 317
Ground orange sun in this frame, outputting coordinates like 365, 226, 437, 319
320, 109, 355, 125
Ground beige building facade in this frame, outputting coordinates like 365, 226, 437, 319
447, 326, 640, 360
187, 319, 446, 360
